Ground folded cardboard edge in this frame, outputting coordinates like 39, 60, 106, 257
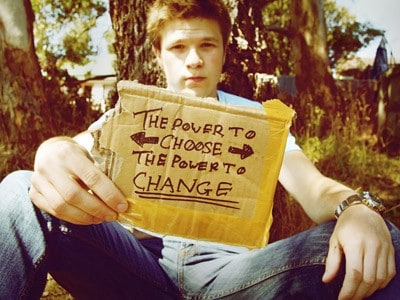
117, 80, 295, 123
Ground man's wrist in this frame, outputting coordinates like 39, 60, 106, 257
334, 191, 386, 219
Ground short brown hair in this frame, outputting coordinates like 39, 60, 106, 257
147, 0, 232, 50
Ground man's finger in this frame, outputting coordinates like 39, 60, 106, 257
67, 154, 127, 213
29, 181, 103, 225
338, 248, 363, 300
323, 237, 343, 283
49, 169, 120, 222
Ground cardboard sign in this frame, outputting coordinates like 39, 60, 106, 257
92, 81, 294, 248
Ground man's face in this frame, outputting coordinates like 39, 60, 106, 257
154, 18, 226, 98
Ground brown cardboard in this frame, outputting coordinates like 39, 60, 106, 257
91, 81, 295, 248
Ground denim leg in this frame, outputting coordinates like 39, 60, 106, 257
0, 170, 180, 300
160, 221, 400, 299
0, 170, 48, 300
3, 170, 399, 299
44, 216, 180, 299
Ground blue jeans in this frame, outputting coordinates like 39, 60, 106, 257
1, 170, 399, 299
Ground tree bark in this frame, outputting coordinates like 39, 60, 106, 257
0, 0, 54, 164
290, 0, 337, 132
109, 0, 164, 88
221, 0, 275, 101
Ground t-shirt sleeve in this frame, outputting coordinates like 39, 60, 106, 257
87, 108, 115, 132
285, 131, 301, 153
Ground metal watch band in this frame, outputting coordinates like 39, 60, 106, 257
334, 192, 386, 219
334, 194, 363, 219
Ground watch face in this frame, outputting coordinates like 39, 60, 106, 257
362, 191, 381, 204
361, 191, 386, 212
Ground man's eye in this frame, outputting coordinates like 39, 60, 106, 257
202, 43, 215, 48
171, 44, 185, 50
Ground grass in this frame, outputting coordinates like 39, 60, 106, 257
291, 86, 400, 229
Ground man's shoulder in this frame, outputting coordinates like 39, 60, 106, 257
217, 90, 262, 109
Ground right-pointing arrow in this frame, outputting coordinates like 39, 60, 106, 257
228, 144, 254, 159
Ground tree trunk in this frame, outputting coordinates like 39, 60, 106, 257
290, 0, 337, 135
221, 0, 275, 101
109, 0, 164, 88
0, 0, 54, 173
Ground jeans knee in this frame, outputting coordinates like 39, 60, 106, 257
0, 170, 34, 212
1, 170, 33, 186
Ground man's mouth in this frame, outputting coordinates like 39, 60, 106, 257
186, 77, 206, 83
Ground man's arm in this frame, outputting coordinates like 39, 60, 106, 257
278, 150, 355, 223
279, 150, 396, 299
29, 132, 127, 225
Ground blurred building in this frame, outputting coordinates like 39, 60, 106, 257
79, 75, 116, 112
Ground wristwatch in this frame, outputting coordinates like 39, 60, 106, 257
334, 191, 386, 219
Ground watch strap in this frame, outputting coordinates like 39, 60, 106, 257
335, 192, 386, 219
334, 194, 363, 219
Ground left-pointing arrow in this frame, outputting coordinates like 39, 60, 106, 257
131, 132, 159, 147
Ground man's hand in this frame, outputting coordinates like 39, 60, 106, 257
29, 137, 127, 225
322, 205, 396, 299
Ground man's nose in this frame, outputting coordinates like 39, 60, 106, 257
186, 48, 203, 68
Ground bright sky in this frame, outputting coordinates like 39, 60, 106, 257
68, 13, 115, 78
335, 0, 399, 63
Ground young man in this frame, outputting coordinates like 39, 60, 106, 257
0, 0, 399, 299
